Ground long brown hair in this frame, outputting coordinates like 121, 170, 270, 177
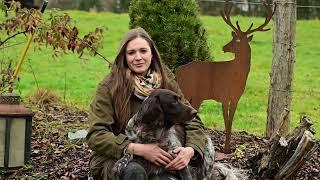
108, 27, 173, 132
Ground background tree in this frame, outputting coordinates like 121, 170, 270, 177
129, 0, 211, 71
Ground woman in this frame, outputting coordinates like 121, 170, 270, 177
86, 27, 207, 180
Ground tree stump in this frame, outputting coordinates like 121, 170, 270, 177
256, 116, 318, 179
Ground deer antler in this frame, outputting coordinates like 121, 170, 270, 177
246, 1, 277, 34
220, 0, 241, 34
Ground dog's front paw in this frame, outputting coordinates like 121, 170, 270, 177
112, 154, 133, 176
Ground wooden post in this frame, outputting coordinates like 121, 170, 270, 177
266, 0, 296, 138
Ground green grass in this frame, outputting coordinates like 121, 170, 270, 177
1, 11, 319, 138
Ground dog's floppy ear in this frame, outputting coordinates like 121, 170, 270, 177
138, 95, 164, 126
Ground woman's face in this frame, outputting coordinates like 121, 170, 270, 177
126, 37, 152, 76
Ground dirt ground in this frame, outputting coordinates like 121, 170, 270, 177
1, 104, 319, 179
207, 129, 320, 180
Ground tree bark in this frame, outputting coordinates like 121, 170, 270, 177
275, 130, 317, 179
266, 0, 297, 138
257, 116, 317, 179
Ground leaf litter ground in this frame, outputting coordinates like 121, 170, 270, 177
1, 103, 319, 179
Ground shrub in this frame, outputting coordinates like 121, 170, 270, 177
28, 88, 62, 106
129, 0, 211, 71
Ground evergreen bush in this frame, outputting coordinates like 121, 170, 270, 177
129, 0, 211, 71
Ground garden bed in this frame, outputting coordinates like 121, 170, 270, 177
1, 103, 319, 179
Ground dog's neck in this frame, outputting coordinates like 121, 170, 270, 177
137, 126, 169, 143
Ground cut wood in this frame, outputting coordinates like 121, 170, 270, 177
256, 116, 318, 179
275, 130, 317, 179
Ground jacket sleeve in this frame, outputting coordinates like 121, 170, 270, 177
164, 66, 206, 158
86, 82, 131, 159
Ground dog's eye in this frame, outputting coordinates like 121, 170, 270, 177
172, 100, 178, 105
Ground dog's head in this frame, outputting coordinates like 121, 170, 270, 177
137, 89, 197, 129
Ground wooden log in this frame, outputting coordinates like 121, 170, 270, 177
257, 116, 317, 179
287, 116, 314, 142
275, 130, 317, 179
258, 135, 289, 176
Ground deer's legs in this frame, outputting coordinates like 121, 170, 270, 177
226, 100, 239, 153
222, 102, 232, 153
228, 100, 238, 126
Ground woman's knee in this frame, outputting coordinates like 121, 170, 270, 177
121, 162, 147, 180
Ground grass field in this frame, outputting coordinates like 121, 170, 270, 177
1, 11, 319, 138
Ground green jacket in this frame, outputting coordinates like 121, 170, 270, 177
86, 72, 207, 178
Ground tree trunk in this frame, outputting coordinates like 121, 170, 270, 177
266, 0, 296, 138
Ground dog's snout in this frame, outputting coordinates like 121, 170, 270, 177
190, 107, 197, 116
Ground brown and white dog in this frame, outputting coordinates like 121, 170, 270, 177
112, 89, 243, 180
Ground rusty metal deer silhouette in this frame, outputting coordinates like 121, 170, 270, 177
176, 0, 275, 153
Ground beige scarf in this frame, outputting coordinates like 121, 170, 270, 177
133, 70, 162, 100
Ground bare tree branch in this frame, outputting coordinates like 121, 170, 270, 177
0, 30, 28, 46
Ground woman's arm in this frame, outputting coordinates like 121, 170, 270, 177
127, 143, 173, 166
87, 78, 174, 165
164, 65, 206, 158
86, 81, 131, 159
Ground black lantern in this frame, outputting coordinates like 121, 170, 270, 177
0, 93, 33, 171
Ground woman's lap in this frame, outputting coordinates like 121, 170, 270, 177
89, 154, 179, 180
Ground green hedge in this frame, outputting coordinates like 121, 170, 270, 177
129, 0, 211, 71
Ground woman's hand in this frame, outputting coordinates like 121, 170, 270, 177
128, 143, 174, 166
165, 147, 194, 170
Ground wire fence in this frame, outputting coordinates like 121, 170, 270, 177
198, 0, 320, 19
199, 0, 320, 8
36, 0, 320, 19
